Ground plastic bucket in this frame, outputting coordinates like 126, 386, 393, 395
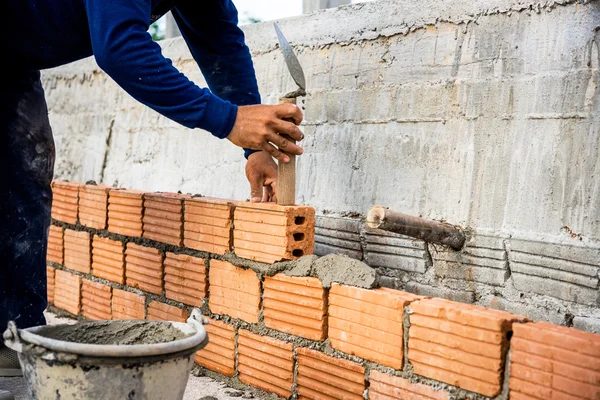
3, 309, 208, 400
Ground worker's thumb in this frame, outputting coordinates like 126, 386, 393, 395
247, 171, 263, 203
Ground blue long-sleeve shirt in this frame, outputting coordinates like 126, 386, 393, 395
7, 0, 260, 158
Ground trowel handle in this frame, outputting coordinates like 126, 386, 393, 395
277, 97, 297, 206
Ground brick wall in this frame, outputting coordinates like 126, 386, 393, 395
47, 180, 600, 400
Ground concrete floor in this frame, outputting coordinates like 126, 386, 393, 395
0, 312, 265, 400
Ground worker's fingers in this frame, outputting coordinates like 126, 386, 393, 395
272, 119, 304, 142
275, 103, 303, 125
265, 180, 277, 203
266, 132, 303, 156
262, 142, 289, 163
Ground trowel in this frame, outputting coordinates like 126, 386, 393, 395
274, 22, 306, 206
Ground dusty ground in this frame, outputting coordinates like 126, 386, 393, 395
0, 312, 266, 400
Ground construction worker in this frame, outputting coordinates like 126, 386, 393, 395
0, 0, 304, 378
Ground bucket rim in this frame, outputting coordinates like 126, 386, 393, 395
4, 310, 208, 358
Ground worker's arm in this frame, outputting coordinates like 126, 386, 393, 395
170, 0, 260, 160
83, 0, 302, 161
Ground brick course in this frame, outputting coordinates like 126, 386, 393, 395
164, 252, 206, 307
78, 184, 110, 229
195, 318, 236, 377
209, 260, 261, 323
238, 330, 294, 398
263, 274, 327, 340
112, 288, 145, 320
63, 229, 91, 273
329, 284, 421, 369
81, 279, 112, 320
184, 197, 234, 254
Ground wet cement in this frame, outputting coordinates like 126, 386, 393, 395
36, 320, 189, 345
285, 253, 379, 289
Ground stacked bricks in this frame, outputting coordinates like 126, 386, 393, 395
63, 229, 91, 273
238, 330, 294, 398
112, 289, 145, 320
510, 322, 600, 399
107, 189, 145, 236
47, 266, 55, 303
195, 318, 236, 376
296, 347, 366, 400
408, 298, 526, 397
147, 301, 187, 322
209, 260, 261, 323
81, 279, 112, 320
233, 202, 315, 264
53, 269, 81, 315
369, 371, 449, 400
184, 197, 234, 254
164, 252, 206, 307
143, 192, 188, 246
92, 235, 125, 284
329, 284, 421, 369
78, 184, 110, 229
263, 274, 327, 340
47, 225, 63, 264
51, 181, 80, 224
125, 243, 163, 295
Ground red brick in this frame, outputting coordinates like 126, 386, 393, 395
112, 288, 145, 320
296, 347, 365, 400
47, 266, 55, 303
233, 202, 315, 264
164, 252, 206, 307
125, 243, 163, 295
63, 229, 91, 273
107, 189, 145, 236
238, 330, 294, 398
408, 298, 526, 397
369, 370, 449, 400
183, 197, 235, 254
208, 260, 261, 323
81, 279, 112, 320
54, 269, 81, 316
143, 192, 189, 246
510, 322, 600, 399
195, 318, 235, 377
47, 225, 64, 265
51, 181, 80, 224
78, 184, 110, 229
329, 284, 421, 369
147, 301, 187, 322
263, 274, 326, 341
92, 235, 125, 284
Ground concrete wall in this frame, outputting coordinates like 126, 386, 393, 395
42, 0, 600, 330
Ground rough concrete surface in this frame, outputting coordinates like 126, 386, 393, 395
0, 312, 271, 400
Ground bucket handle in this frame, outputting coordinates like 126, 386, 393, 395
3, 321, 23, 353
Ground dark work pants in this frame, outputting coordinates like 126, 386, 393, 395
0, 70, 54, 331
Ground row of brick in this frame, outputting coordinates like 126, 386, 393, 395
50, 258, 600, 399
51, 181, 315, 264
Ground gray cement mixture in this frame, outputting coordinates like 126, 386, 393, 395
36, 320, 189, 345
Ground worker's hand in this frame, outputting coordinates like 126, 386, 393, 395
246, 151, 278, 202
227, 104, 304, 163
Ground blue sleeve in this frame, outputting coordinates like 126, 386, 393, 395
171, 0, 261, 159
84, 0, 237, 139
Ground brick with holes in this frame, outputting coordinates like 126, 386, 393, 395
107, 189, 145, 237
81, 279, 112, 320
47, 225, 64, 264
63, 229, 91, 273
125, 243, 163, 295
54, 269, 81, 316
147, 301, 187, 322
233, 202, 315, 264
195, 318, 235, 376
112, 288, 145, 320
92, 235, 125, 284
164, 252, 206, 307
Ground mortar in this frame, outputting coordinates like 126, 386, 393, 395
3, 309, 208, 400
